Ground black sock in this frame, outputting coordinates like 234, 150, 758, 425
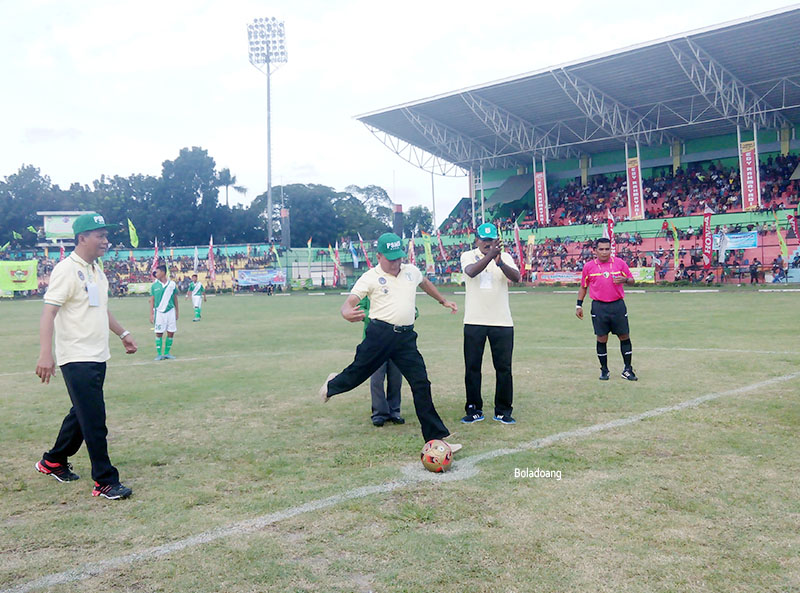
596, 342, 608, 369
620, 339, 633, 368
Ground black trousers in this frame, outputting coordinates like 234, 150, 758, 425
463, 324, 514, 417
43, 362, 120, 485
327, 320, 449, 442
370, 360, 402, 422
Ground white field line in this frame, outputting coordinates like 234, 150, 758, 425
1, 344, 797, 380
3, 371, 799, 593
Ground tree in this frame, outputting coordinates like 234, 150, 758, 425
405, 205, 434, 236
217, 168, 248, 207
346, 184, 393, 227
253, 184, 341, 247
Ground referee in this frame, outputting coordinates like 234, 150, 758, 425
319, 233, 461, 451
575, 237, 638, 381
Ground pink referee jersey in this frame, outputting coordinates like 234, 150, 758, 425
580, 257, 633, 302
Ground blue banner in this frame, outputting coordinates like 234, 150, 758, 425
237, 269, 286, 286
712, 231, 757, 250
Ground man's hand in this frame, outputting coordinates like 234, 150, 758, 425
613, 275, 632, 285
442, 300, 458, 314
342, 303, 366, 323
149, 311, 155, 324
575, 306, 584, 320
35, 353, 57, 384
122, 335, 138, 354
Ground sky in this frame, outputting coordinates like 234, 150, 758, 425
2, 0, 796, 226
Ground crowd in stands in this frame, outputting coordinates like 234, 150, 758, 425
517, 154, 799, 229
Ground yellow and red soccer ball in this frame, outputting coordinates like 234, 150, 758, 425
420, 439, 453, 472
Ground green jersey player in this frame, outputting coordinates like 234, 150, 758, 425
186, 273, 206, 321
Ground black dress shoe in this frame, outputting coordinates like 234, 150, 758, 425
372, 418, 386, 427
388, 416, 405, 425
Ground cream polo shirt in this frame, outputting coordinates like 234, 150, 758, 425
43, 252, 110, 365
350, 263, 423, 326
460, 248, 517, 327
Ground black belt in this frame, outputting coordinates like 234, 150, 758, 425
371, 319, 414, 333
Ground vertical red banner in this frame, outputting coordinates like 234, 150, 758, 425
604, 211, 616, 257
626, 157, 645, 220
701, 206, 714, 269
534, 172, 548, 225
740, 141, 760, 211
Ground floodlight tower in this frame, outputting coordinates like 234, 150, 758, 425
247, 17, 287, 243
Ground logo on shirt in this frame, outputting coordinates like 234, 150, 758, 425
602, 271, 610, 278
382, 288, 389, 294
378, 277, 387, 285
78, 271, 85, 281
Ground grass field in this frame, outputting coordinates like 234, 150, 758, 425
1, 289, 799, 593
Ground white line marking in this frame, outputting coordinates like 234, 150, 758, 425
679, 289, 719, 293
4, 371, 799, 593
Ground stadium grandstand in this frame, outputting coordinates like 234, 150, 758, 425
356, 5, 800, 284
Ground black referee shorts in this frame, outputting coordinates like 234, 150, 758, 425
590, 299, 629, 336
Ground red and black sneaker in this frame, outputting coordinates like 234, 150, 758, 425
92, 482, 132, 500
35, 459, 80, 482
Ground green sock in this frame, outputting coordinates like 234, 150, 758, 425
156, 337, 163, 356
194, 307, 200, 319
165, 337, 173, 355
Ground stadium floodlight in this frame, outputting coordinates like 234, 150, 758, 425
247, 17, 288, 243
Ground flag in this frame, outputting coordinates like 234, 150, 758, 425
514, 222, 526, 280
348, 240, 359, 269
718, 231, 729, 267
436, 230, 448, 262
670, 222, 680, 270
193, 246, 199, 272
127, 218, 139, 248
207, 236, 216, 282
788, 214, 799, 243
151, 237, 159, 272
603, 211, 616, 257
407, 236, 416, 265
270, 244, 282, 268
0, 241, 9, 252
0, 260, 38, 291
27, 225, 37, 233
327, 244, 340, 287
701, 206, 714, 269
12, 231, 22, 240
357, 233, 372, 269
59, 245, 65, 261
773, 212, 788, 263
421, 231, 434, 273
334, 242, 343, 285
307, 237, 313, 270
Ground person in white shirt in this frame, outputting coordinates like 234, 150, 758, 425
460, 223, 520, 425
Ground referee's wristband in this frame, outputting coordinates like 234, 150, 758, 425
119, 330, 130, 340
576, 299, 583, 308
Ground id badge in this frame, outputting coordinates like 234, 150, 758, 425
479, 270, 493, 289
86, 282, 100, 306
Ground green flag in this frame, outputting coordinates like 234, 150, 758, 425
127, 218, 139, 248
773, 212, 788, 262
0, 260, 38, 291
12, 231, 22, 240
0, 241, 9, 252
27, 226, 37, 233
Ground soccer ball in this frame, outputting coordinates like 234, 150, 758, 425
421, 439, 453, 472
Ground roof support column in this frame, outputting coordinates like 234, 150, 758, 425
580, 155, 590, 186
780, 127, 791, 156
672, 140, 682, 174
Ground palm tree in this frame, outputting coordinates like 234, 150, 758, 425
217, 168, 248, 207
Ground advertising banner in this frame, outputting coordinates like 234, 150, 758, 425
740, 141, 760, 210
534, 172, 549, 225
536, 271, 582, 284
625, 157, 645, 220
127, 282, 152, 295
43, 214, 82, 240
630, 267, 655, 283
702, 206, 714, 269
237, 269, 287, 286
712, 232, 757, 250
0, 260, 38, 291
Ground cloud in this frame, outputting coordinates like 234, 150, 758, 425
24, 128, 83, 143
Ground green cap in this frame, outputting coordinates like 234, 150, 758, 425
377, 233, 406, 260
72, 213, 118, 236
476, 222, 498, 239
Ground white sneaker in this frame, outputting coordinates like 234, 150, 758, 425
319, 373, 337, 403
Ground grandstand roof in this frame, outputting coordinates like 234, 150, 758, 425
356, 6, 800, 175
